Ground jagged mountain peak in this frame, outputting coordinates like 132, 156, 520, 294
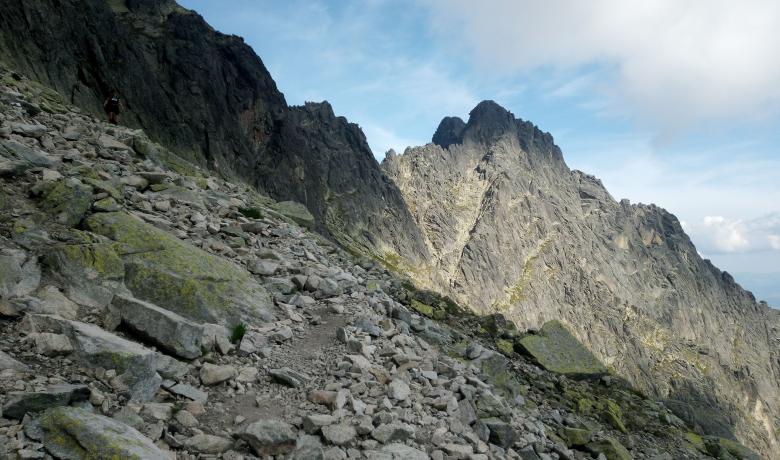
431, 116, 466, 148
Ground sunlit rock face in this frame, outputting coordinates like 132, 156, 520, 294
383, 100, 780, 457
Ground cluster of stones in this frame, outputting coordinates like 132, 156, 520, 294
0, 67, 760, 460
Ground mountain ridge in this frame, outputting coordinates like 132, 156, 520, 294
383, 100, 780, 457
0, 1, 776, 457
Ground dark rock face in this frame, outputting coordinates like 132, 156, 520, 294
0, 0, 428, 261
384, 100, 780, 457
432, 116, 466, 149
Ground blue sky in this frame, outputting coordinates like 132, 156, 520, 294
179, 0, 780, 307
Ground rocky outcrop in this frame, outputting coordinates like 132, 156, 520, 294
383, 100, 780, 458
0, 0, 428, 262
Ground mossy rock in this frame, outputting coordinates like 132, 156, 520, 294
480, 313, 517, 338
410, 299, 434, 317
38, 179, 93, 227
704, 437, 761, 460
38, 406, 167, 459
586, 438, 632, 460
83, 177, 123, 200
517, 320, 607, 378
480, 353, 524, 401
559, 427, 592, 447
684, 432, 706, 453
84, 212, 274, 325
604, 399, 629, 434
270, 201, 315, 229
496, 339, 514, 356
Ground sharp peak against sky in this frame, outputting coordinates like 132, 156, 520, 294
178, 0, 780, 307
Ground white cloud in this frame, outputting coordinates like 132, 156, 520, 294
687, 213, 780, 254
424, 0, 780, 129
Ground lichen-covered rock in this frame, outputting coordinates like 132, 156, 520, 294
270, 201, 315, 229
37, 406, 167, 459
37, 178, 93, 227
2, 384, 89, 419
112, 294, 203, 359
22, 314, 160, 401
84, 211, 274, 325
586, 438, 632, 460
518, 320, 607, 377
43, 231, 125, 309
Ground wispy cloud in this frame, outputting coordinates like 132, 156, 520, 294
424, 0, 780, 131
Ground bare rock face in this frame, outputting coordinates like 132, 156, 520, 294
0, 0, 428, 263
383, 100, 780, 456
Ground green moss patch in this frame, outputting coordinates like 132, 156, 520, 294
517, 320, 607, 378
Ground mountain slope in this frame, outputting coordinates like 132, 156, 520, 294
0, 0, 428, 261
382, 101, 780, 458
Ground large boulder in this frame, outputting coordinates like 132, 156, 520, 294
22, 314, 160, 401
270, 201, 315, 229
43, 231, 125, 309
0, 248, 40, 300
517, 321, 607, 377
112, 294, 203, 359
84, 211, 274, 325
3, 384, 89, 419
37, 406, 167, 459
236, 419, 297, 456
37, 178, 93, 227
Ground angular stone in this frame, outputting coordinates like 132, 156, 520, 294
559, 427, 592, 448
388, 379, 410, 401
33, 286, 78, 320
155, 353, 189, 380
292, 434, 325, 460
270, 201, 315, 229
0, 248, 40, 300
239, 330, 268, 355
303, 414, 336, 434
236, 419, 297, 456
517, 321, 607, 377
169, 383, 208, 403
321, 423, 357, 446
478, 418, 516, 449
200, 363, 236, 385
21, 314, 160, 401
112, 294, 203, 359
0, 140, 53, 168
38, 406, 166, 459
42, 232, 124, 309
3, 384, 89, 419
269, 367, 310, 388
184, 434, 234, 454
93, 197, 120, 212
141, 402, 173, 421
371, 423, 415, 444
84, 212, 275, 325
248, 259, 279, 276
375, 443, 429, 459
29, 332, 73, 356
586, 438, 632, 460
0, 350, 29, 372
38, 179, 93, 227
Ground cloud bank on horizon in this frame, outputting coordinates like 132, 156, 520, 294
179, 0, 779, 305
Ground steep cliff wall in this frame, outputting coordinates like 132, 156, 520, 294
383, 101, 780, 457
0, 0, 428, 261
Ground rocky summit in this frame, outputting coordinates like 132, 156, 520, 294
382, 101, 780, 458
0, 1, 777, 460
